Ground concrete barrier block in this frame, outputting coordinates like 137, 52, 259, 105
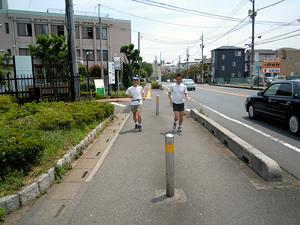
64, 152, 72, 164
70, 148, 76, 159
48, 167, 55, 184
191, 109, 282, 182
0, 194, 20, 214
35, 173, 50, 193
18, 182, 40, 206
56, 158, 65, 167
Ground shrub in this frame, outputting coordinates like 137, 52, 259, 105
0, 208, 5, 223
151, 81, 159, 89
80, 81, 95, 92
0, 137, 44, 177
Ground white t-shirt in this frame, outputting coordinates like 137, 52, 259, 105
169, 83, 187, 104
126, 85, 144, 105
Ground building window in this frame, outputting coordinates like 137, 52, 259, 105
235, 51, 241, 56
5, 23, 9, 34
82, 27, 93, 39
83, 50, 94, 61
7, 49, 11, 55
290, 56, 293, 60
17, 23, 32, 36
289, 66, 292, 70
97, 50, 108, 61
77, 49, 80, 57
221, 54, 225, 60
221, 65, 225, 71
232, 61, 236, 67
238, 72, 241, 77
51, 25, 64, 36
96, 28, 107, 40
19, 48, 30, 56
75, 26, 79, 39
35, 24, 48, 36
284, 62, 286, 66
231, 73, 235, 77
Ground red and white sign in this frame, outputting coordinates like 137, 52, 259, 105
262, 57, 282, 73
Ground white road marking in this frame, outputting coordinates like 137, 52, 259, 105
110, 102, 126, 107
200, 104, 300, 154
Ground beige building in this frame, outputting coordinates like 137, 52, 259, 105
0, 0, 131, 69
277, 48, 300, 77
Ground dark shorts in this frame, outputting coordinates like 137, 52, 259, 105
173, 103, 184, 112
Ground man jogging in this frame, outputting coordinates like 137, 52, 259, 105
126, 77, 145, 131
168, 73, 190, 132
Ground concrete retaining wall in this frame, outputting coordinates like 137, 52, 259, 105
190, 109, 282, 182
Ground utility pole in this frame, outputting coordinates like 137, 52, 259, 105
66, 0, 80, 101
201, 32, 204, 84
98, 4, 105, 91
178, 55, 181, 72
186, 47, 189, 77
250, 0, 256, 88
138, 32, 141, 84
155, 55, 158, 80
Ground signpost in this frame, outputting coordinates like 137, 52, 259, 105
262, 57, 282, 74
112, 57, 123, 94
94, 79, 105, 97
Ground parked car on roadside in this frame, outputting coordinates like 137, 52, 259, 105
182, 79, 196, 91
245, 80, 300, 135
287, 75, 300, 80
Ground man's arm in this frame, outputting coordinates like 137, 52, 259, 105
168, 92, 173, 106
185, 93, 190, 102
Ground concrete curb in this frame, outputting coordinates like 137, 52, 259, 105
190, 109, 282, 182
0, 115, 114, 215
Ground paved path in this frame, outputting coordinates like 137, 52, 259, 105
6, 87, 300, 225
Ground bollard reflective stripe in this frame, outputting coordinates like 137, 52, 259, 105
165, 144, 174, 153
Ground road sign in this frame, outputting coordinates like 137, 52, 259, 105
108, 62, 115, 84
262, 57, 281, 73
112, 57, 123, 70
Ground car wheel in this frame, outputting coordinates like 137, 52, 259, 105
248, 104, 257, 119
289, 115, 300, 135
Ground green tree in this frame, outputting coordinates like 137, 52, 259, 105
28, 33, 68, 78
0, 53, 12, 88
120, 44, 142, 87
140, 61, 153, 79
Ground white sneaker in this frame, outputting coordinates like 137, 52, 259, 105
173, 122, 177, 129
177, 126, 182, 132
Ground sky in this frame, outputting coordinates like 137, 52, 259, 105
7, 0, 300, 64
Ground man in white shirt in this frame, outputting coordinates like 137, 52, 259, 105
168, 73, 190, 132
126, 77, 145, 131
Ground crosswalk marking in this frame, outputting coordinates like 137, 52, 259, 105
110, 102, 126, 107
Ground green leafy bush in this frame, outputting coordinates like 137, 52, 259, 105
151, 81, 159, 89
0, 96, 114, 180
0, 208, 5, 224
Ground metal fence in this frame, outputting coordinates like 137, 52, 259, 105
0, 73, 71, 104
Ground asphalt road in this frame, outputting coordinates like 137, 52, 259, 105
163, 82, 300, 180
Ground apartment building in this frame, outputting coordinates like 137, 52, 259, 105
245, 49, 276, 78
0, 0, 131, 69
211, 46, 245, 82
276, 48, 300, 77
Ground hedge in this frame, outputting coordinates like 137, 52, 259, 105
0, 96, 114, 178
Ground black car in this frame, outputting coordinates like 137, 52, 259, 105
245, 80, 300, 135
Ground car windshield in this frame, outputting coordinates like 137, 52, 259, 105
183, 79, 194, 82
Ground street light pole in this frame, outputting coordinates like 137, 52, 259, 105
86, 52, 90, 92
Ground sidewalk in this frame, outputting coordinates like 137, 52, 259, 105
12, 88, 300, 224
